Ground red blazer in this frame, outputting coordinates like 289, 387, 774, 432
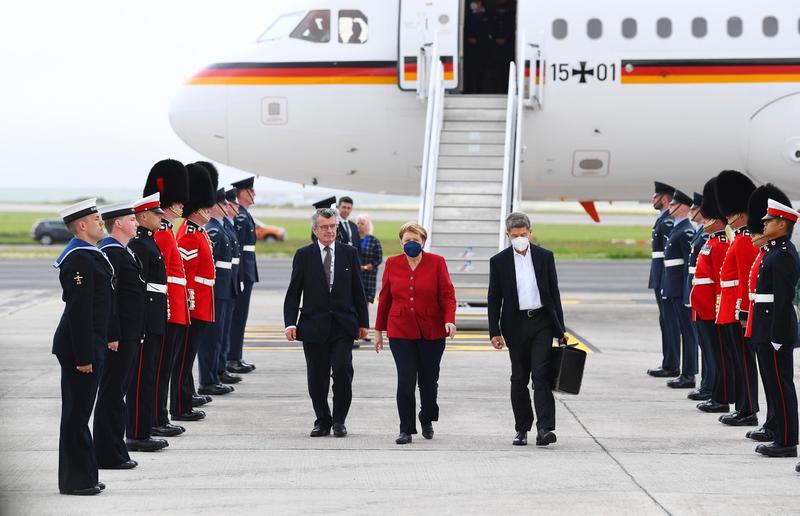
690, 232, 728, 321
744, 248, 765, 338
716, 229, 758, 325
177, 220, 215, 322
375, 252, 456, 340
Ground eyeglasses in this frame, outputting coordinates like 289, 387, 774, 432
317, 224, 337, 231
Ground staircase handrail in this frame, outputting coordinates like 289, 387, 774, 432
499, 61, 518, 250
418, 42, 445, 250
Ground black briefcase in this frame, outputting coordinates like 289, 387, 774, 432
550, 343, 586, 395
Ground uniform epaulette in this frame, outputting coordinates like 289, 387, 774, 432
160, 220, 172, 230
664, 219, 675, 226
207, 227, 219, 237
718, 235, 727, 242
186, 224, 196, 234
684, 228, 695, 237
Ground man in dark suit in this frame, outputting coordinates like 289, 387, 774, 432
336, 196, 359, 247
284, 208, 369, 438
488, 212, 567, 447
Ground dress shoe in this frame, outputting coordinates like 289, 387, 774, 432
352, 343, 361, 350
60, 486, 101, 496
97, 482, 106, 490
173, 410, 206, 421
191, 394, 211, 407
333, 423, 348, 437
795, 462, 800, 473
696, 400, 729, 413
240, 359, 256, 370
219, 371, 242, 384
647, 366, 680, 378
513, 431, 527, 446
756, 443, 797, 458
151, 423, 185, 437
536, 430, 557, 446
310, 425, 331, 437
126, 438, 168, 452
687, 389, 712, 401
719, 410, 741, 422
721, 412, 758, 426
226, 360, 253, 374
746, 427, 775, 442
422, 423, 434, 440
667, 374, 695, 389
99, 460, 137, 470
198, 384, 232, 396
396, 432, 412, 445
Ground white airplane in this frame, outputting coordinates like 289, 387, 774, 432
169, 0, 800, 205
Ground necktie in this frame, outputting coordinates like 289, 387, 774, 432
323, 246, 332, 289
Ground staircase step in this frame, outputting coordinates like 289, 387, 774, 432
444, 108, 507, 122
451, 272, 491, 287
435, 182, 503, 194
434, 206, 502, 220
443, 121, 506, 132
447, 260, 491, 275
434, 193, 502, 207
429, 233, 498, 247
430, 246, 498, 260
437, 169, 503, 182
433, 219, 501, 234
440, 131, 505, 144
438, 156, 504, 169
439, 143, 505, 157
444, 95, 507, 109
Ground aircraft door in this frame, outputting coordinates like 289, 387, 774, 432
398, 0, 460, 91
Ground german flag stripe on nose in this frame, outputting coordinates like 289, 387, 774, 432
189, 61, 398, 85
622, 58, 800, 84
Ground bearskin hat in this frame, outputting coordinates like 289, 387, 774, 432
747, 184, 791, 234
143, 159, 189, 207
195, 161, 219, 192
183, 163, 215, 216
700, 178, 724, 220
715, 170, 755, 217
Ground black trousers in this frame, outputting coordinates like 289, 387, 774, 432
507, 310, 555, 433
758, 341, 798, 446
754, 340, 777, 433
199, 300, 232, 387
228, 282, 253, 362
126, 333, 160, 440
171, 321, 207, 417
153, 324, 184, 427
302, 322, 354, 428
217, 298, 236, 375
94, 338, 139, 466
57, 356, 100, 492
710, 323, 735, 404
694, 319, 717, 393
389, 338, 446, 435
655, 290, 680, 369
720, 323, 759, 415
669, 297, 698, 375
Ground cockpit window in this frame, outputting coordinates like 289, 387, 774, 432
290, 10, 331, 43
257, 11, 305, 42
338, 10, 368, 44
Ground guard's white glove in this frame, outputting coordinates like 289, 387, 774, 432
188, 288, 196, 310
772, 342, 782, 351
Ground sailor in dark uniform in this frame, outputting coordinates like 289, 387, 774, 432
647, 182, 680, 377
52, 198, 112, 495
93, 201, 144, 470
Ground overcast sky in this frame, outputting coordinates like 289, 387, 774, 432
0, 0, 371, 201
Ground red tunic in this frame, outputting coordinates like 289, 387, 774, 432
744, 248, 766, 338
154, 219, 189, 326
375, 252, 456, 340
690, 231, 728, 321
177, 219, 215, 322
716, 228, 758, 325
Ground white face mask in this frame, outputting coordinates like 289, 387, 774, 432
511, 236, 529, 252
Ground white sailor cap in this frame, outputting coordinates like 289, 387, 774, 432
133, 192, 164, 214
59, 198, 98, 224
762, 198, 799, 223
99, 200, 136, 220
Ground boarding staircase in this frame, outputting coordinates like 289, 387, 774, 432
417, 42, 528, 328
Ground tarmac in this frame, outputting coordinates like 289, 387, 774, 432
0, 259, 798, 515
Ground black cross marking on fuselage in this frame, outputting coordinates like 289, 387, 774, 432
572, 61, 595, 83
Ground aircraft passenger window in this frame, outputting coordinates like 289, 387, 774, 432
692, 17, 707, 38
621, 18, 637, 39
290, 10, 330, 43
552, 19, 568, 39
257, 11, 305, 42
727, 17, 743, 37
338, 10, 368, 44
587, 18, 602, 39
762, 16, 778, 37
657, 18, 672, 38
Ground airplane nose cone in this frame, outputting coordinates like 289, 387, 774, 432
169, 79, 229, 163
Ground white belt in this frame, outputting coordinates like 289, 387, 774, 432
146, 283, 167, 294
754, 294, 774, 303
664, 258, 685, 267
688, 266, 696, 274
215, 261, 232, 269
749, 293, 755, 300
652, 251, 664, 259
167, 276, 186, 286
243, 245, 256, 252
195, 276, 215, 286
692, 277, 714, 286
232, 257, 240, 265
720, 280, 739, 288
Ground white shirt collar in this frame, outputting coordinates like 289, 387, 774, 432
318, 240, 335, 253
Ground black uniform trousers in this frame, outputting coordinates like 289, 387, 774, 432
93, 338, 139, 467
217, 299, 236, 375
709, 322, 735, 404
507, 309, 555, 433
656, 291, 680, 370
301, 320, 354, 428
669, 298, 698, 375
199, 299, 232, 386
228, 281, 253, 362
754, 340, 777, 434
171, 320, 208, 417
694, 320, 717, 394
389, 338, 446, 435
720, 323, 759, 415
126, 333, 160, 440
153, 324, 184, 427
758, 342, 797, 446
58, 356, 100, 492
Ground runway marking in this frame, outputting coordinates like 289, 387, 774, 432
243, 326, 596, 353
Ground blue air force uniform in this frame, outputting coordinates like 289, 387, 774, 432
685, 224, 715, 393
219, 216, 241, 375
229, 203, 259, 365
648, 202, 680, 374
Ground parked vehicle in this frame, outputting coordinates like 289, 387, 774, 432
253, 218, 287, 242
32, 219, 72, 245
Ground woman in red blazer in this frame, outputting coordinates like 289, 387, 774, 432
375, 222, 457, 444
